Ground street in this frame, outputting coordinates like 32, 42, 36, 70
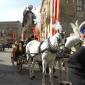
0, 48, 42, 85
0, 48, 61, 85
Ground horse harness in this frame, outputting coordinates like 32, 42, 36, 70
28, 36, 63, 58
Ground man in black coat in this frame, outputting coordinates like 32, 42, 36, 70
68, 27, 85, 85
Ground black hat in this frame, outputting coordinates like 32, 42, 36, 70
80, 27, 85, 34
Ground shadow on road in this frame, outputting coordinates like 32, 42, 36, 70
0, 63, 60, 85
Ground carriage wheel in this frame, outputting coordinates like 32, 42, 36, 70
16, 60, 22, 72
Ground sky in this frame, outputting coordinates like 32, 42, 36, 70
0, 0, 41, 26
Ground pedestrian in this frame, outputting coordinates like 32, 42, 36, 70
68, 26, 85, 85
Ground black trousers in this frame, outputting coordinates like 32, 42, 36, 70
68, 67, 85, 85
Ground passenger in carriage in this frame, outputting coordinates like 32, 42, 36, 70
68, 27, 85, 85
11, 41, 23, 61
11, 41, 18, 61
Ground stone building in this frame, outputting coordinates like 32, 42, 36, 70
0, 21, 22, 44
40, 0, 51, 40
61, 0, 85, 36
40, 0, 85, 38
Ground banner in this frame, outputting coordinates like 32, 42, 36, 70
52, 0, 61, 35
53, 0, 57, 23
56, 0, 60, 21
12, 32, 16, 43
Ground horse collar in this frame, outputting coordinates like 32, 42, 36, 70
47, 38, 58, 53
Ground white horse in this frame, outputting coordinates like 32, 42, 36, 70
26, 32, 64, 85
65, 20, 85, 52
59, 21, 85, 85
65, 35, 81, 52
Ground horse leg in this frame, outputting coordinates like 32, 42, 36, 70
38, 61, 42, 72
11, 57, 14, 65
42, 60, 47, 85
26, 50, 33, 79
29, 57, 33, 79
49, 63, 54, 85
31, 58, 36, 79
58, 59, 63, 82
28, 57, 35, 80
53, 60, 58, 78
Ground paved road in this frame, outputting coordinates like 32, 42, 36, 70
0, 48, 42, 85
0, 48, 60, 85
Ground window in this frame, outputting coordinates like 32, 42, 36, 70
76, 0, 83, 11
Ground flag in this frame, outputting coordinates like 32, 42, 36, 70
40, 15, 42, 40
52, 0, 62, 35
56, 0, 60, 21
53, 0, 57, 23
52, 0, 59, 35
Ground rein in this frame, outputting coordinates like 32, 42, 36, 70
25, 38, 59, 57
65, 40, 82, 53
23, 34, 64, 58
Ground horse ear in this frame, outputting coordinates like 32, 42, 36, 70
70, 20, 80, 37
75, 20, 78, 27
70, 23, 77, 35
75, 20, 80, 35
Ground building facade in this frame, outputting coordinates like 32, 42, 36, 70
40, 0, 85, 39
0, 21, 22, 44
61, 0, 85, 36
40, 0, 51, 40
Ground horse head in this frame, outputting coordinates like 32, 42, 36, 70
47, 32, 65, 52
64, 21, 85, 54
65, 35, 80, 48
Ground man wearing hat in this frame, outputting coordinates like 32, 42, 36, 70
68, 26, 85, 85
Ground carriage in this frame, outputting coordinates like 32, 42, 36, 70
11, 41, 28, 72
11, 5, 36, 72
